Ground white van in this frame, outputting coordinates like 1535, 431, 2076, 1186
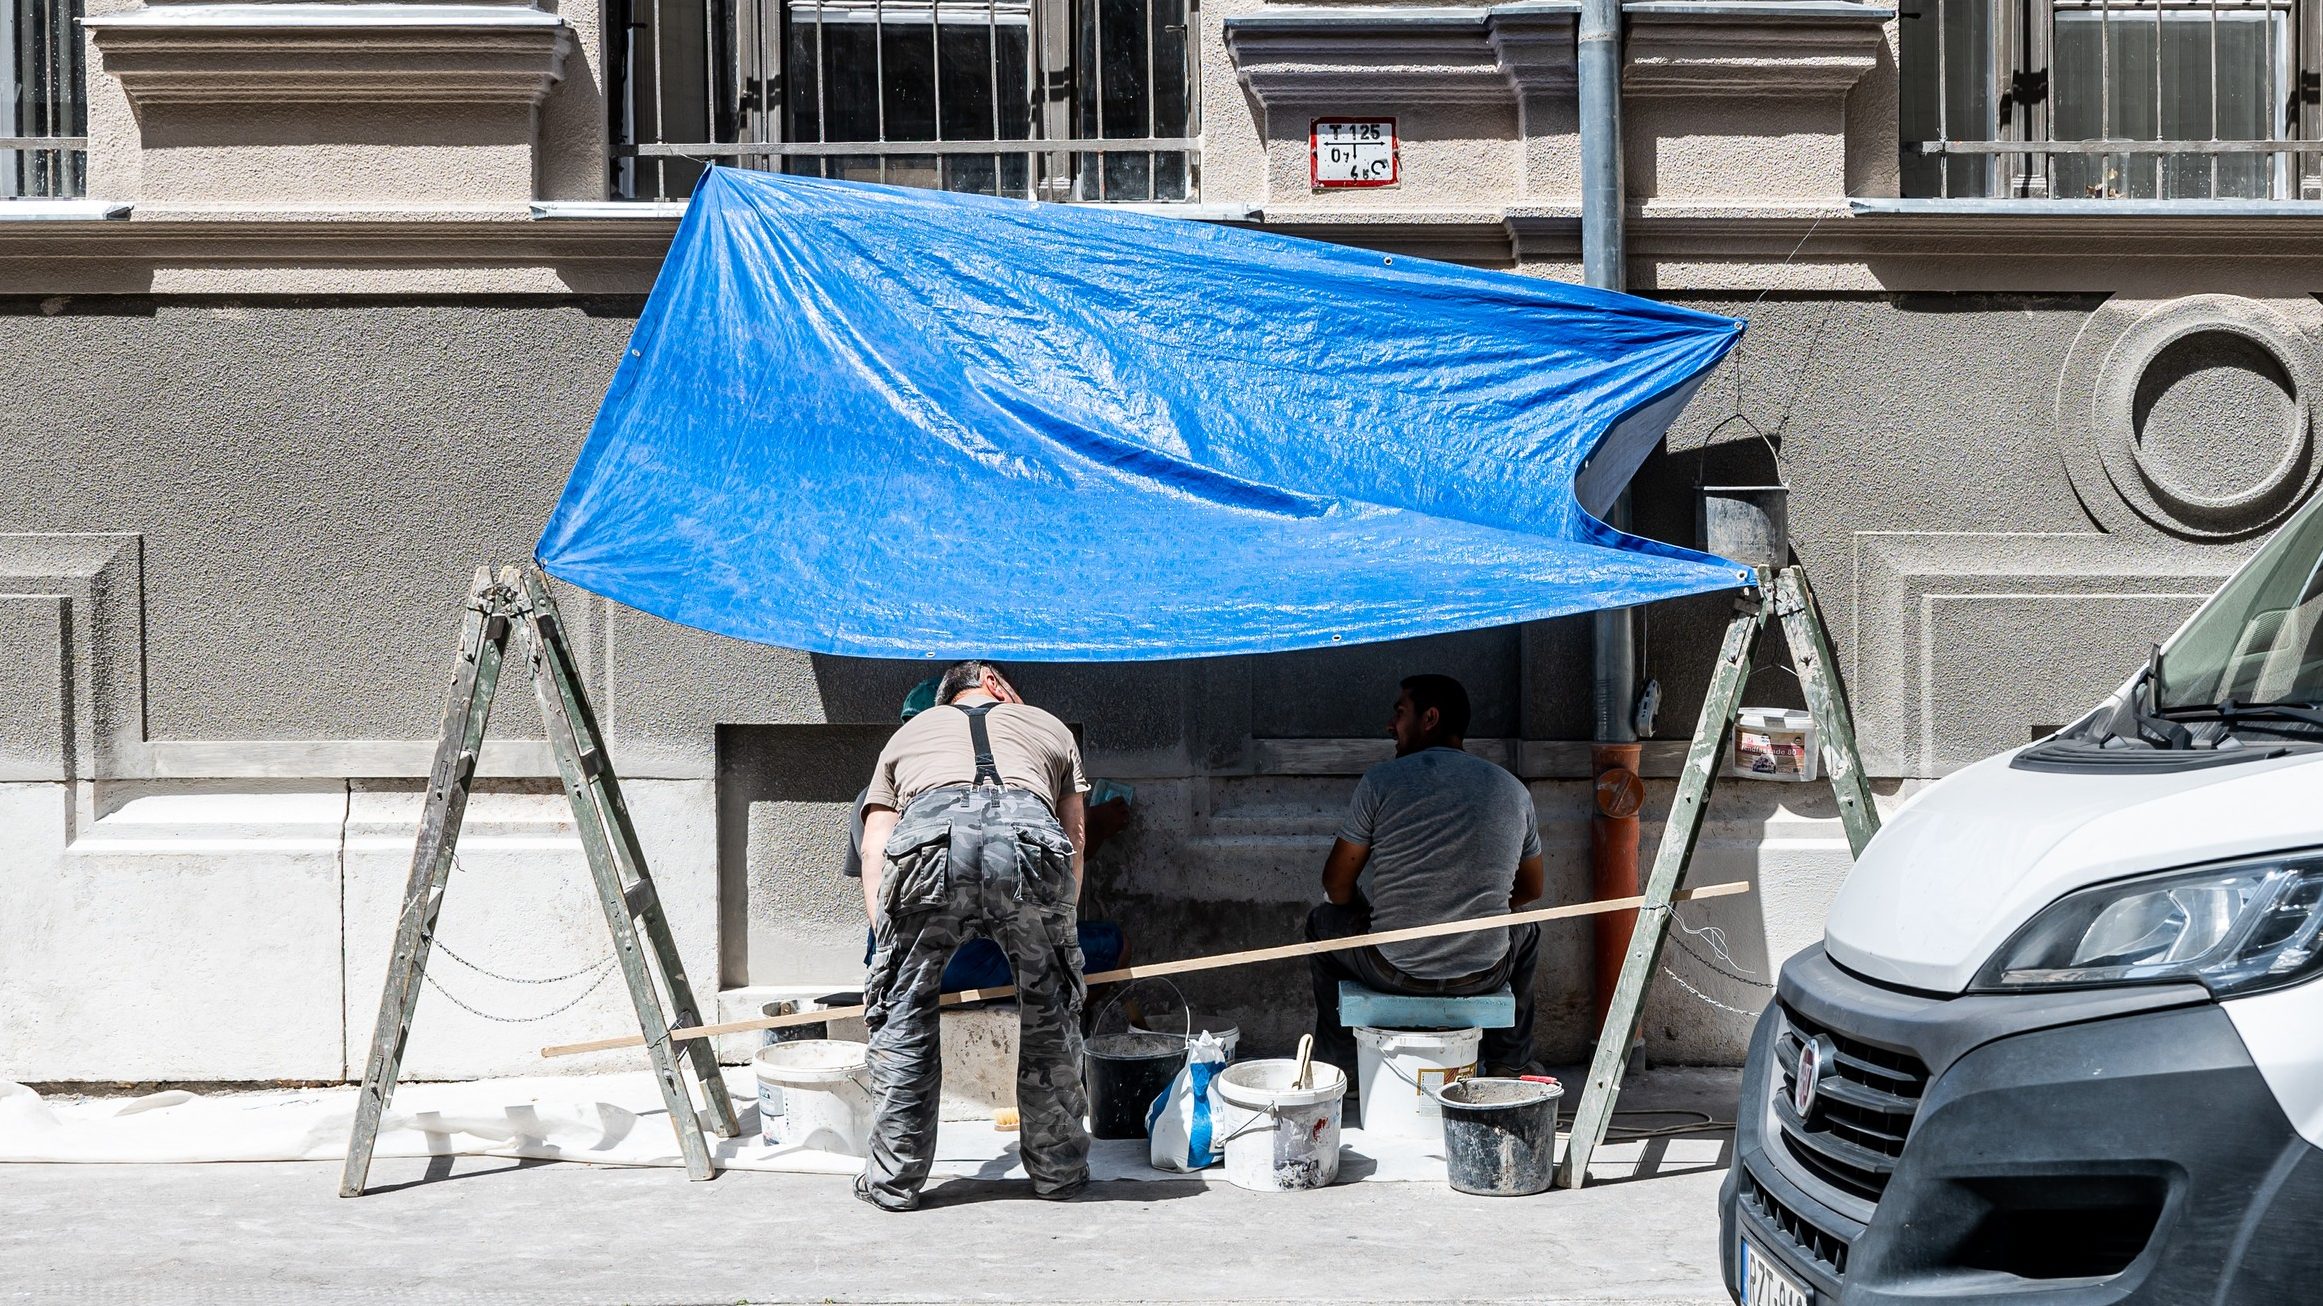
1721, 497, 2323, 1305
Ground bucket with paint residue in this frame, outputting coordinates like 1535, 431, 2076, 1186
1211, 1035, 1345, 1192
1438, 1076, 1562, 1196
754, 1039, 872, 1155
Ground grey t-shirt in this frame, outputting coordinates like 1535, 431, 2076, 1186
1339, 747, 1542, 979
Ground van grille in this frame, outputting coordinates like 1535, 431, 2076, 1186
1738, 1169, 1850, 1277
1772, 1003, 1929, 1205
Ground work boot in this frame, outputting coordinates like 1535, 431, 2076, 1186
853, 1173, 919, 1212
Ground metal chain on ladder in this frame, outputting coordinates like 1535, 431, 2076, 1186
420, 960, 620, 1024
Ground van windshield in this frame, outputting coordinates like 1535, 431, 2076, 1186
2150, 492, 2323, 735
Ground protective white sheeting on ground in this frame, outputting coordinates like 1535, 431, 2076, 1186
0, 1070, 1726, 1183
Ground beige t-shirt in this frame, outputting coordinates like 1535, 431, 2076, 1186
862, 701, 1089, 814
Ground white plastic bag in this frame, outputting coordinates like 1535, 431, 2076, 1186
1145, 1031, 1229, 1172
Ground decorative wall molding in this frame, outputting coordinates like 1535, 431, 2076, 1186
1224, 7, 1555, 109
2055, 293, 2323, 541
1850, 532, 2247, 777
1622, 2, 1889, 99
1226, 0, 1883, 111
87, 4, 571, 107
0, 535, 145, 782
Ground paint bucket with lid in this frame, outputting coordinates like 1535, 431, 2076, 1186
1211, 1035, 1345, 1191
1437, 1076, 1563, 1196
754, 1039, 872, 1155
1354, 1025, 1481, 1137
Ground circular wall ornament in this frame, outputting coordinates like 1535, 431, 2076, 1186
2057, 293, 2323, 541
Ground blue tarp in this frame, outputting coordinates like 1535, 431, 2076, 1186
537, 167, 1749, 660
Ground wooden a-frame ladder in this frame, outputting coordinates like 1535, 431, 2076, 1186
340, 564, 738, 1197
1557, 564, 1880, 1188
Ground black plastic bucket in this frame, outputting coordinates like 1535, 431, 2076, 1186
1438, 1077, 1563, 1196
1085, 1032, 1185, 1140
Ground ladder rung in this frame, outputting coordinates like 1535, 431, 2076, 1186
624, 881, 658, 917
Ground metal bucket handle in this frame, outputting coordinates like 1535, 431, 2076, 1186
1092, 975, 1190, 1043
1692, 411, 1790, 490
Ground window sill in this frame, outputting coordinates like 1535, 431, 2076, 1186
0, 200, 130, 221
531, 199, 1259, 222
1854, 197, 2323, 218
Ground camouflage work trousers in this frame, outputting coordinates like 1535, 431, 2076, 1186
859, 784, 1091, 1209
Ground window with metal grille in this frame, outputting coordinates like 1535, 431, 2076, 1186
3, 0, 83, 198
1901, 0, 2320, 199
611, 0, 1197, 203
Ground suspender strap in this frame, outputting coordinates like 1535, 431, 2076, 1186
960, 704, 1003, 787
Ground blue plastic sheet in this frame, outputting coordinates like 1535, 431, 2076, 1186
538, 168, 1749, 660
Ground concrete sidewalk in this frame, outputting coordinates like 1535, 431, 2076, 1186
0, 1069, 1741, 1306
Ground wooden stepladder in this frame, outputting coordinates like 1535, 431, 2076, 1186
340, 564, 739, 1197
1557, 564, 1879, 1189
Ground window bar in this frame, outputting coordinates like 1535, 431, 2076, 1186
1027, 0, 1043, 197
40, 0, 59, 193
2266, 0, 2279, 196
2154, 0, 2163, 195
815, 0, 828, 176
1935, 0, 1951, 196
988, 0, 1003, 194
2211, 0, 2223, 196
1146, 0, 1158, 198
875, 0, 888, 184
1094, 0, 1106, 199
29, 0, 48, 193
931, 0, 942, 188
756, 0, 772, 169
708, 0, 723, 177
649, 0, 668, 197
2098, 0, 2112, 194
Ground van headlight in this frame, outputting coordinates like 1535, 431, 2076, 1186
1973, 854, 2323, 997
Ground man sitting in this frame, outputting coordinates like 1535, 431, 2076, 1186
1307, 674, 1546, 1080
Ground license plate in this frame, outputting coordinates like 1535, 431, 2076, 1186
1740, 1235, 1810, 1306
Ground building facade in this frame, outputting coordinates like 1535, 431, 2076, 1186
2, 0, 2311, 1081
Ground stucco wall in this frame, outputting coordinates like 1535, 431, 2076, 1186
4, 285, 2294, 1079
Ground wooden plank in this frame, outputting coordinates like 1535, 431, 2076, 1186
1249, 737, 1698, 779
1773, 565, 1882, 857
513, 568, 720, 1182
540, 880, 1754, 1059
518, 566, 738, 1140
1557, 595, 1766, 1190
341, 567, 510, 1198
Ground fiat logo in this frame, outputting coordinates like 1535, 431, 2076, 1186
1794, 1034, 1835, 1117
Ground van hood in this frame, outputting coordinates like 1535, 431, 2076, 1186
1823, 747, 2323, 994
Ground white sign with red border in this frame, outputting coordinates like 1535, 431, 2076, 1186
1311, 118, 1398, 189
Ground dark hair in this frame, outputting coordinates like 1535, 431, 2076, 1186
1400, 674, 1471, 738
938, 660, 1005, 704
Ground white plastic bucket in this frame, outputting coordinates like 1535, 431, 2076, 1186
1210, 1038, 1345, 1192
754, 1039, 873, 1155
1354, 1025, 1481, 1138
1131, 1016, 1242, 1061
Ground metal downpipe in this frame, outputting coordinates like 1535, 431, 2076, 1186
1579, 0, 1643, 1040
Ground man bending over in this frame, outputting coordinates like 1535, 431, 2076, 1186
1307, 674, 1546, 1080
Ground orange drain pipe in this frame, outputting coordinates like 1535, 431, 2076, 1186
1590, 742, 1645, 1030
